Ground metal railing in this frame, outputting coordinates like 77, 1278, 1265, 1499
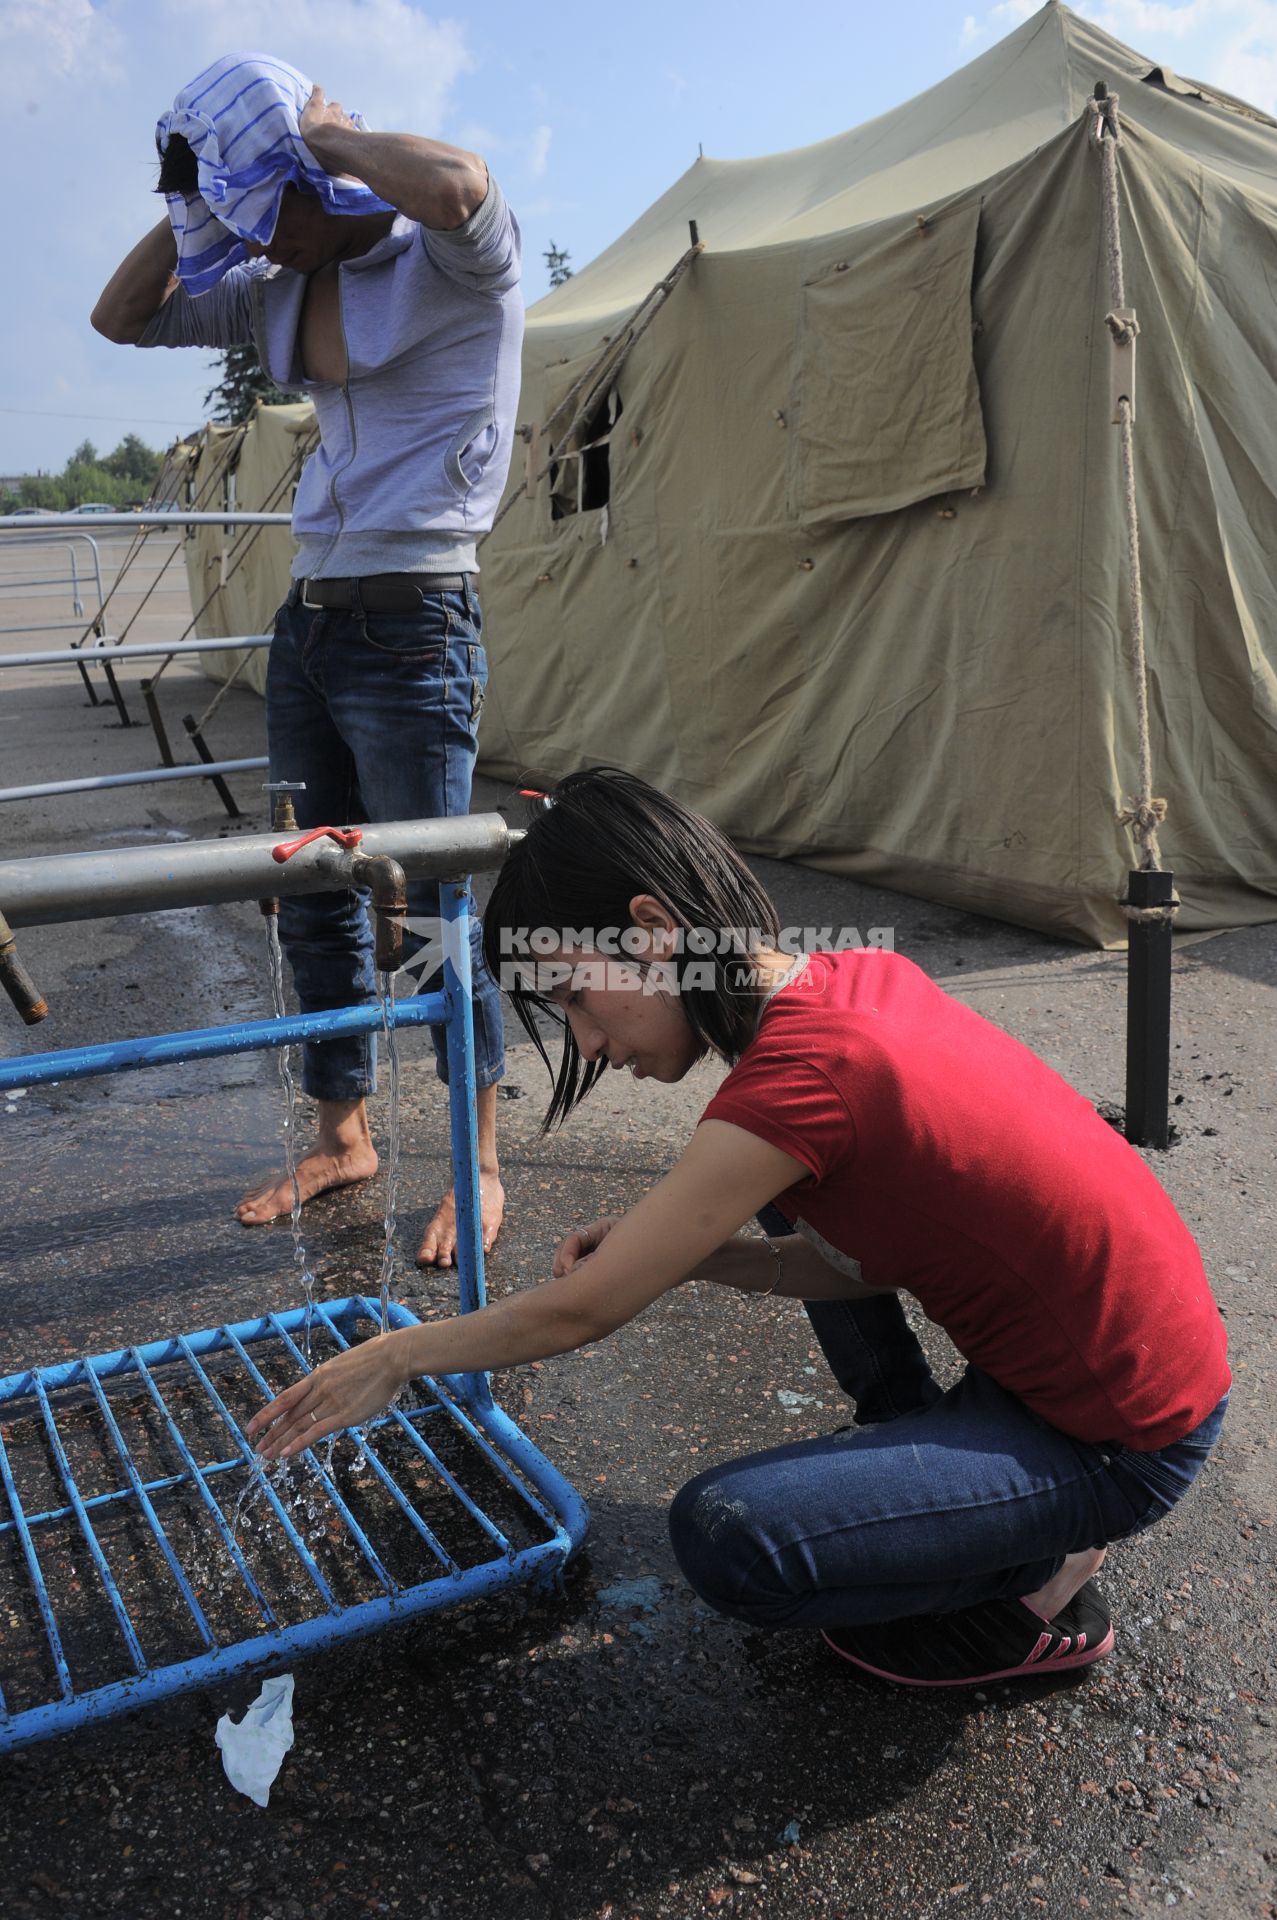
1, 510, 290, 815
0, 512, 291, 531
0, 529, 107, 626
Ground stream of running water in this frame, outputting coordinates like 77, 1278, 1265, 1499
375, 967, 403, 1336
266, 915, 317, 1360
225, 940, 405, 1564
221, 918, 323, 1563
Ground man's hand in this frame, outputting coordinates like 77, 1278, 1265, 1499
553, 1216, 622, 1277
293, 84, 487, 231
299, 85, 361, 167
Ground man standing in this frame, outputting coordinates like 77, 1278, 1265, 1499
92, 53, 520, 1266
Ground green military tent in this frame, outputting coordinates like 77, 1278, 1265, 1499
475, 0, 1277, 944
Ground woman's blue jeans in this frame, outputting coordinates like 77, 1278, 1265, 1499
265, 583, 505, 1103
672, 1209, 1227, 1629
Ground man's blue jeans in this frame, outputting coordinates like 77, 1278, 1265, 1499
677, 1208, 1227, 1629
265, 583, 505, 1103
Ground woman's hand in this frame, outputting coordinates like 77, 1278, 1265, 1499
553, 1216, 622, 1277
247, 1332, 407, 1461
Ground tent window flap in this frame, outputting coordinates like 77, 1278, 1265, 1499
791, 201, 987, 525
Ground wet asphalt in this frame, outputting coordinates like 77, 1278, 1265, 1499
0, 534, 1273, 1919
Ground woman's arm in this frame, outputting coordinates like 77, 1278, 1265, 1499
690, 1232, 879, 1302
249, 1119, 808, 1459
299, 87, 487, 231
555, 1216, 877, 1302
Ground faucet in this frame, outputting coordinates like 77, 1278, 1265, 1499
0, 909, 48, 1025
349, 852, 408, 974
270, 826, 408, 974
260, 781, 307, 919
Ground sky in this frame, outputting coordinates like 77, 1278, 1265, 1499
1, 0, 1275, 475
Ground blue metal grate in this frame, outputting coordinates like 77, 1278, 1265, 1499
0, 875, 589, 1751
0, 1295, 587, 1753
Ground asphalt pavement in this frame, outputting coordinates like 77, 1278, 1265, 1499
0, 532, 1272, 1919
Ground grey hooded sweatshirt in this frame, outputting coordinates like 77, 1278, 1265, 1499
138, 179, 523, 578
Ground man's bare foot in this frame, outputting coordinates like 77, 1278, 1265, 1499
415, 1168, 505, 1268
1020, 1545, 1107, 1621
237, 1097, 378, 1225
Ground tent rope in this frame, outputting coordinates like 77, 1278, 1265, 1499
183, 426, 321, 728
483, 238, 704, 542
1089, 88, 1175, 916
64, 426, 249, 654
148, 422, 319, 697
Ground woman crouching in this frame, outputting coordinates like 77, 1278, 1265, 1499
251, 768, 1229, 1688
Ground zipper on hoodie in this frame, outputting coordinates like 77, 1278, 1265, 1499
310, 266, 358, 580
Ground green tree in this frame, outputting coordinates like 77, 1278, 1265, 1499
102, 433, 160, 485
2, 431, 163, 512
545, 241, 573, 289
203, 342, 299, 424
20, 472, 74, 511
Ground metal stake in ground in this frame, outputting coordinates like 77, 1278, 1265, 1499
1122, 870, 1175, 1149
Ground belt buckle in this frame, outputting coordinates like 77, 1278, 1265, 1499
299, 579, 324, 611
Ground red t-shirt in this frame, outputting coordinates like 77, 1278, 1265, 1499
702, 951, 1229, 1450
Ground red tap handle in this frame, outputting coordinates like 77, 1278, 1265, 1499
271, 826, 364, 864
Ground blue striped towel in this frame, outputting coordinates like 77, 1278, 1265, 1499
156, 52, 393, 297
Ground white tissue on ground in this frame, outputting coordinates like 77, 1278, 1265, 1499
776, 1388, 823, 1413
215, 1673, 295, 1807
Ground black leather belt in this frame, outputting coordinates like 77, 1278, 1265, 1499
299, 572, 471, 612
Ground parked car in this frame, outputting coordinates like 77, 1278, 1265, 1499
72, 502, 116, 514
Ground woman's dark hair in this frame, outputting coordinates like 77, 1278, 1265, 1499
156, 132, 200, 197
483, 768, 780, 1129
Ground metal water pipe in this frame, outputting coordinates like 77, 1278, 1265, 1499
0, 910, 47, 1024
0, 814, 515, 932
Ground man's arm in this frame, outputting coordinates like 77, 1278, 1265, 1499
91, 218, 179, 344
299, 87, 487, 231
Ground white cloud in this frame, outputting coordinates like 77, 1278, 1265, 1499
1085, 2, 1211, 37
528, 124, 552, 177
0, 0, 123, 111
959, 0, 1038, 48
0, 0, 125, 97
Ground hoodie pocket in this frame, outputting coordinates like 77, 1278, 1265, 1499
444, 403, 498, 494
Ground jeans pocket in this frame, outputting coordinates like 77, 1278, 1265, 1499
468, 642, 487, 727
355, 602, 451, 661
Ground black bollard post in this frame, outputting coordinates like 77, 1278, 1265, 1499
1123, 867, 1175, 1149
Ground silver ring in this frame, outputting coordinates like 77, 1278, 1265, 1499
309, 1412, 318, 1426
